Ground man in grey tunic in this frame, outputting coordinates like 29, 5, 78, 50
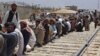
0, 22, 18, 56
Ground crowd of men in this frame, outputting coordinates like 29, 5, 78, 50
0, 3, 100, 56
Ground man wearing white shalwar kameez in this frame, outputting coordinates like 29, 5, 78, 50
2, 3, 20, 29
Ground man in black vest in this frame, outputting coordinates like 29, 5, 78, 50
2, 3, 20, 29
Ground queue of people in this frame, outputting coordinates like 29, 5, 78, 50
0, 3, 100, 56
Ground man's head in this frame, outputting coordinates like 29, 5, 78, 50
4, 22, 16, 33
36, 19, 41, 27
11, 3, 17, 11
20, 21, 27, 29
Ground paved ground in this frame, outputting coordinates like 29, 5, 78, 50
24, 22, 98, 56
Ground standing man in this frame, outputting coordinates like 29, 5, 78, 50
2, 3, 20, 29
84, 15, 90, 31
93, 10, 98, 28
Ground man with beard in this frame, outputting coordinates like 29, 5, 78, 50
0, 22, 18, 56
2, 3, 20, 29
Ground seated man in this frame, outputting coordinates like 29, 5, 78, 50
20, 21, 31, 54
76, 19, 83, 32
0, 22, 18, 56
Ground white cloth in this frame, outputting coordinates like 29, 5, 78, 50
77, 22, 81, 25
27, 26, 36, 50
2, 11, 20, 29
58, 18, 63, 22
66, 21, 71, 31
49, 25, 57, 38
15, 28, 24, 56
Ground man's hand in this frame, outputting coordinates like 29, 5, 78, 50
2, 27, 6, 33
